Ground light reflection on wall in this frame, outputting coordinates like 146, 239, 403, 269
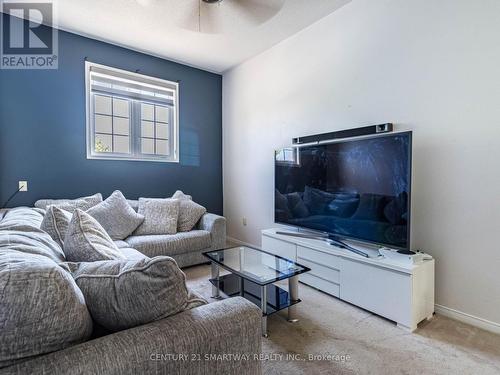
181, 128, 200, 166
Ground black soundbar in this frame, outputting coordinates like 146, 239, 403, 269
292, 123, 393, 145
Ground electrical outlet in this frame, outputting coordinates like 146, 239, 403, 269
242, 217, 247, 226
19, 181, 28, 192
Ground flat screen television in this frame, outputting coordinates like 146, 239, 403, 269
275, 132, 412, 250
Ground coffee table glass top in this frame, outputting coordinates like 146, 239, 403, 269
204, 246, 310, 285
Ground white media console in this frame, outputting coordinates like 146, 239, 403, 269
262, 229, 435, 331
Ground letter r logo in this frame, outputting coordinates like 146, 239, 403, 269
2, 2, 53, 54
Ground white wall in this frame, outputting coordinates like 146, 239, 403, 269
223, 0, 500, 327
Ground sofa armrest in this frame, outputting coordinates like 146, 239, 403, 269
5, 297, 262, 375
197, 213, 226, 250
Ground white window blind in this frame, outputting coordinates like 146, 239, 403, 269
85, 61, 179, 162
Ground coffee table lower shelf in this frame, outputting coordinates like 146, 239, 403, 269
209, 273, 301, 316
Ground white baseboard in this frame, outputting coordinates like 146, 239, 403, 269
228, 235, 500, 336
434, 304, 500, 335
226, 236, 262, 250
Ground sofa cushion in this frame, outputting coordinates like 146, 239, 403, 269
125, 230, 211, 258
134, 198, 179, 235
172, 190, 192, 201
0, 207, 66, 263
66, 257, 192, 331
0, 221, 93, 368
87, 190, 144, 240
40, 206, 72, 247
34, 193, 103, 212
178, 200, 206, 232
63, 209, 126, 262
119, 247, 150, 261
172, 191, 206, 232
113, 240, 130, 249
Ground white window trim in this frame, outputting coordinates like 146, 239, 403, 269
85, 61, 180, 163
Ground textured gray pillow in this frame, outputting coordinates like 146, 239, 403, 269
171, 191, 206, 232
40, 205, 72, 248
134, 198, 179, 235
86, 190, 144, 240
35, 193, 103, 212
66, 257, 197, 331
63, 209, 126, 262
172, 190, 192, 201
178, 199, 207, 232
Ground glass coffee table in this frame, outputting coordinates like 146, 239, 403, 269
203, 246, 311, 337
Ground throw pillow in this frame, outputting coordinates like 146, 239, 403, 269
177, 199, 206, 232
35, 193, 103, 212
171, 190, 206, 232
86, 190, 144, 240
63, 209, 126, 262
172, 190, 192, 201
40, 205, 72, 248
66, 257, 196, 331
134, 198, 179, 235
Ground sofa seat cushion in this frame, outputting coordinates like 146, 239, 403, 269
120, 247, 150, 261
113, 240, 130, 249
125, 230, 211, 258
0, 240, 93, 368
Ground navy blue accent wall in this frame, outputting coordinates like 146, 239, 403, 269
0, 15, 222, 214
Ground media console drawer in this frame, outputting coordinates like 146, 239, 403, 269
297, 256, 340, 284
297, 246, 341, 270
300, 273, 340, 298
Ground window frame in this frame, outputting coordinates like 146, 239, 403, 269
85, 61, 180, 163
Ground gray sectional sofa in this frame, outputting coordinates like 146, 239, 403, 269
0, 207, 262, 374
37, 195, 227, 268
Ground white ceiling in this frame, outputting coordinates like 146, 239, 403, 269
47, 0, 351, 73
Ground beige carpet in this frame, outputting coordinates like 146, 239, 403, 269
184, 264, 500, 375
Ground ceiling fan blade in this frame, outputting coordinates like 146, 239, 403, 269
175, 0, 285, 34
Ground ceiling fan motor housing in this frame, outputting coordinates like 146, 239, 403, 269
202, 0, 223, 3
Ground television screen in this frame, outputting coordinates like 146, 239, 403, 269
275, 132, 412, 249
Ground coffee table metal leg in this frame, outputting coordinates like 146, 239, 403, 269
261, 285, 268, 337
288, 275, 299, 322
211, 262, 221, 299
